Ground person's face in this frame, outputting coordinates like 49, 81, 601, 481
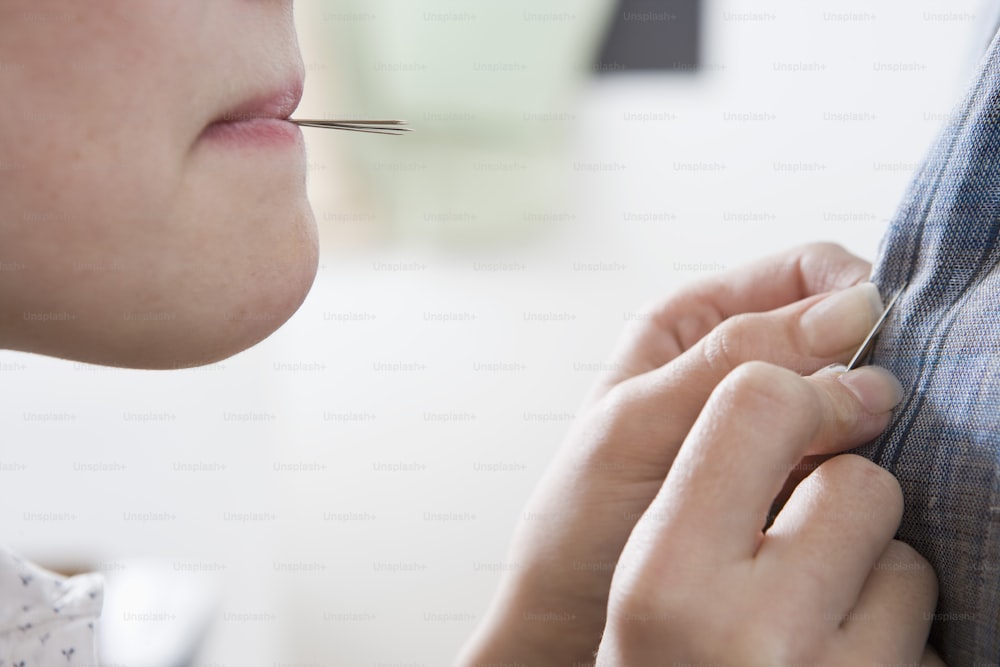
0, 1, 318, 368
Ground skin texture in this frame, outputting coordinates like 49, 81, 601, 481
597, 369, 936, 665
0, 5, 942, 664
458, 243, 943, 666
0, 1, 317, 368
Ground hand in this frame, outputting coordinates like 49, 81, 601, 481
456, 243, 938, 665
595, 362, 938, 665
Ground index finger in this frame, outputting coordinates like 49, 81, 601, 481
592, 242, 871, 401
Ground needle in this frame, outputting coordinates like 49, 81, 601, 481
288, 119, 412, 136
845, 283, 907, 371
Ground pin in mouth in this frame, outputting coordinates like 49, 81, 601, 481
288, 119, 412, 136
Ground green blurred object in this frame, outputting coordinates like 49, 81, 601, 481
307, 0, 615, 245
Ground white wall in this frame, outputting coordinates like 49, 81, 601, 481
0, 1, 986, 665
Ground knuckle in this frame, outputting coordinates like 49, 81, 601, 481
607, 580, 677, 644
584, 380, 649, 466
722, 361, 818, 419
610, 577, 735, 662
794, 241, 853, 274
700, 313, 754, 375
799, 240, 847, 257
729, 617, 822, 667
619, 296, 667, 340
628, 291, 720, 355
599, 380, 639, 428
794, 242, 869, 294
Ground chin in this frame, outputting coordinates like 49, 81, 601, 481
126, 165, 321, 370
7, 205, 320, 371
149, 244, 319, 370
116, 209, 321, 371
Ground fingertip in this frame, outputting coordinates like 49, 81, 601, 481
804, 366, 899, 457
837, 366, 904, 414
878, 539, 938, 607
922, 645, 948, 667
799, 283, 884, 357
796, 241, 873, 292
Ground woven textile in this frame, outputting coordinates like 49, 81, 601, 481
856, 28, 1000, 665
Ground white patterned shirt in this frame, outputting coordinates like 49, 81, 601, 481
0, 548, 102, 667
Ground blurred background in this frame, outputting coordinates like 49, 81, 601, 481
0, 0, 990, 664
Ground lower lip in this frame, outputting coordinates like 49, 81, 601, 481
199, 118, 303, 148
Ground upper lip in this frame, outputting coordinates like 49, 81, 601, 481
213, 77, 304, 124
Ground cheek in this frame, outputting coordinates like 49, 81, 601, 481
0, 1, 317, 368
0, 108, 318, 369
0, 0, 208, 302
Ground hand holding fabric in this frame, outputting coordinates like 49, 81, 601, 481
458, 243, 941, 665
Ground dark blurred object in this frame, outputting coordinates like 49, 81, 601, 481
596, 0, 700, 72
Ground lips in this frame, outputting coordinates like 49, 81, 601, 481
199, 78, 305, 147
214, 79, 304, 124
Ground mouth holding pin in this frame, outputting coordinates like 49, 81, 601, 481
199, 78, 411, 148
200, 81, 307, 148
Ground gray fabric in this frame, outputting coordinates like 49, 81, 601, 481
855, 25, 1000, 665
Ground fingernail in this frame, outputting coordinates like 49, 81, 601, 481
801, 282, 884, 355
838, 366, 904, 414
815, 363, 848, 377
